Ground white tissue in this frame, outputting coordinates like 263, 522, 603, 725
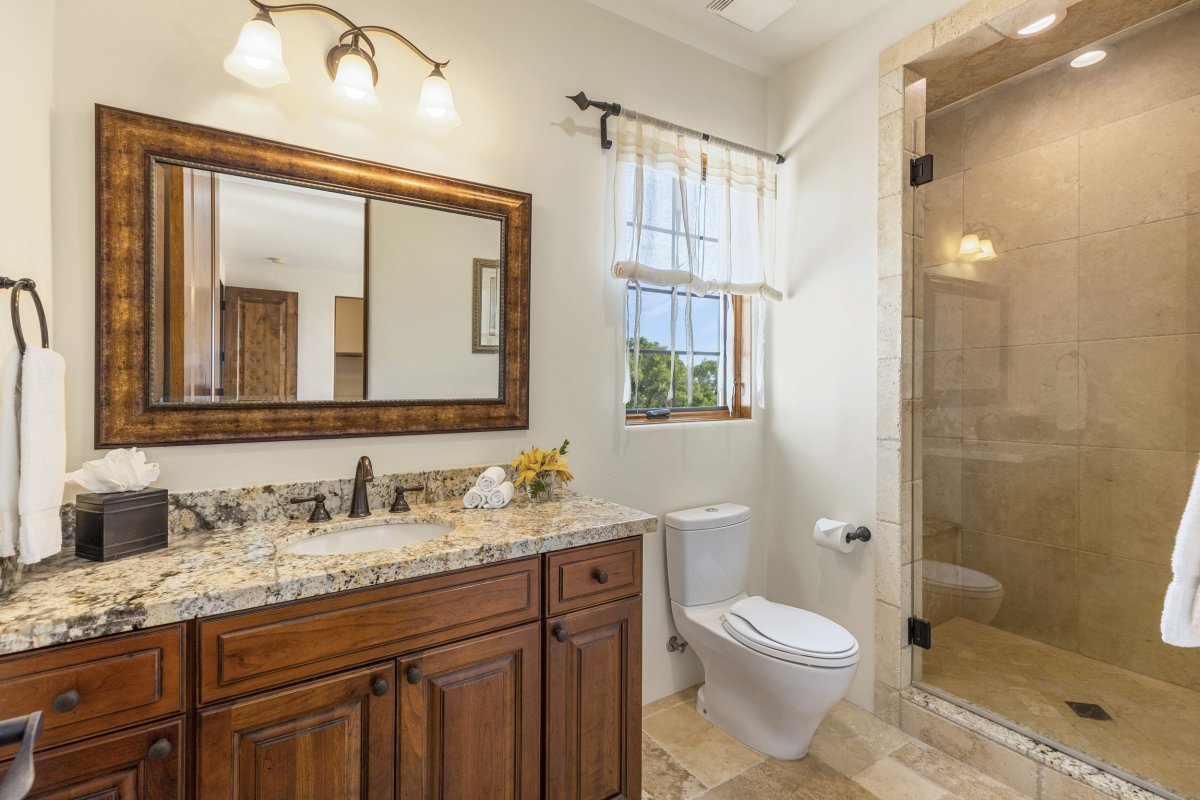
463, 487, 486, 509
485, 481, 515, 509
813, 518, 856, 554
66, 448, 160, 493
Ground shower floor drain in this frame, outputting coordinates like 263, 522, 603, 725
1065, 701, 1113, 721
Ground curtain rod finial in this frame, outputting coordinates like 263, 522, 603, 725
567, 91, 590, 111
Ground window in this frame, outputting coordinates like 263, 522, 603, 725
621, 168, 751, 423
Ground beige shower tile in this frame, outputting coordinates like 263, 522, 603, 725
962, 531, 1078, 650
642, 703, 764, 788
924, 267, 964, 351
923, 173, 965, 267
899, 701, 1040, 797
962, 67, 1079, 169
1078, 552, 1200, 692
876, 600, 904, 689
961, 441, 1078, 548
1079, 217, 1196, 340
962, 343, 1078, 445
1080, 336, 1189, 451
925, 108, 964, 177
1038, 769, 1112, 800
962, 239, 1078, 348
1078, 8, 1200, 131
923, 437, 963, 532
1080, 95, 1200, 235
1078, 447, 1191, 566
923, 351, 963, 439
964, 137, 1078, 254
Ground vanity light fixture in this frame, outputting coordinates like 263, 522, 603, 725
224, 0, 459, 127
1070, 50, 1107, 68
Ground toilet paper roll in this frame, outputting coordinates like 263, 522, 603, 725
814, 518, 856, 554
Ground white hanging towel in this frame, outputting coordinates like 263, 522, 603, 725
15, 347, 65, 564
1163, 457, 1200, 647
0, 347, 19, 557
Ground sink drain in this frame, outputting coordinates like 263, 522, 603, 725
1065, 701, 1112, 721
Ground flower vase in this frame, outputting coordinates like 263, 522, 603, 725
525, 471, 556, 504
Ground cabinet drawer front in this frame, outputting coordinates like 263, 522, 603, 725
199, 558, 540, 703
545, 539, 642, 615
0, 626, 185, 755
0, 717, 185, 800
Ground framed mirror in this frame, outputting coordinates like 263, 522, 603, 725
96, 106, 530, 445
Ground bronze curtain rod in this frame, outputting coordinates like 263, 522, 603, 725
567, 91, 786, 165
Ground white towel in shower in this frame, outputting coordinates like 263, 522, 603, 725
1163, 456, 1200, 647
0, 347, 19, 557
15, 347, 65, 564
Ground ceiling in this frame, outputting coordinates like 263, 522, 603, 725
583, 0, 897, 74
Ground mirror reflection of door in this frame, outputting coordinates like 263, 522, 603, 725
221, 286, 299, 401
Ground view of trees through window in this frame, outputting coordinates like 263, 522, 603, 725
625, 286, 727, 410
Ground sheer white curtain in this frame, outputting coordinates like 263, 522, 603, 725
612, 111, 779, 409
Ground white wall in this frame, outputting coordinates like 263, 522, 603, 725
1, 0, 55, 356
367, 201, 500, 400
45, 0, 769, 702
764, 0, 967, 709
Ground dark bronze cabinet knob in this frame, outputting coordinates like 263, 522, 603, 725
553, 626, 570, 643
147, 738, 172, 762
372, 678, 390, 697
405, 666, 423, 685
52, 690, 80, 714
594, 570, 609, 584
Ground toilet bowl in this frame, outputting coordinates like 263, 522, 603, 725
922, 560, 1004, 625
665, 504, 859, 760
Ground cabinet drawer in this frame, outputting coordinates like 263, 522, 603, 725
0, 625, 185, 755
545, 538, 642, 615
199, 557, 540, 703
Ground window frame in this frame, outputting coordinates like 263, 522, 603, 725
625, 294, 752, 426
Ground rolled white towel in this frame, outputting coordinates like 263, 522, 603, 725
476, 466, 507, 493
485, 481, 515, 509
463, 487, 486, 509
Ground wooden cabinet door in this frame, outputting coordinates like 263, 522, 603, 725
399, 624, 540, 800
544, 596, 642, 800
0, 718, 183, 799
198, 664, 395, 800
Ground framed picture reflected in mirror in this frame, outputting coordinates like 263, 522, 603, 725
473, 258, 501, 354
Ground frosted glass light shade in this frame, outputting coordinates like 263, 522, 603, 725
418, 69, 461, 129
224, 14, 290, 88
332, 50, 381, 111
957, 234, 982, 259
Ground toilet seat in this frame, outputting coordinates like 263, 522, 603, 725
721, 596, 859, 668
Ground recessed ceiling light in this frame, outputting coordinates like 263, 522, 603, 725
1017, 13, 1058, 36
1070, 50, 1107, 68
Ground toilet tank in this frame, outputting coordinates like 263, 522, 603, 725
664, 503, 752, 606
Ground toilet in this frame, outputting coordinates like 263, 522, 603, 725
665, 503, 859, 760
922, 560, 1004, 625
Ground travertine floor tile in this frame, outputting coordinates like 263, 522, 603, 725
855, 756, 954, 800
642, 733, 706, 800
891, 742, 1027, 800
703, 757, 883, 800
810, 697, 910, 777
642, 703, 765, 788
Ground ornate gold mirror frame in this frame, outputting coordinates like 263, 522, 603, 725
95, 105, 530, 446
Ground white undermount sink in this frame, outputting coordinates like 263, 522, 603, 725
283, 523, 454, 556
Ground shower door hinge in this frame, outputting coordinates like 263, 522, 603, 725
910, 154, 934, 187
908, 616, 932, 650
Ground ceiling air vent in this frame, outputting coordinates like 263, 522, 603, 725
706, 0, 797, 32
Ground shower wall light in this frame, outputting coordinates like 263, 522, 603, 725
224, 0, 460, 128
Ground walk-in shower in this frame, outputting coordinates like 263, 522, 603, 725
912, 2, 1200, 797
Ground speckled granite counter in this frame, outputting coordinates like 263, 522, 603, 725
0, 487, 655, 657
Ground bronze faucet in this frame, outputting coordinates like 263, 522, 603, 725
349, 456, 374, 518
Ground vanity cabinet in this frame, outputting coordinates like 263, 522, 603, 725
0, 537, 642, 800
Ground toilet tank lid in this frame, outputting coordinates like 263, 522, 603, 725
665, 503, 750, 531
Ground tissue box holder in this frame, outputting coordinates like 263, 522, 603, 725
75, 488, 169, 562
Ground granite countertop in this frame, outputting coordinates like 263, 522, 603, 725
0, 490, 656, 656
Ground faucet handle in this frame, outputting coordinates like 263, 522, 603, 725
290, 493, 332, 523
390, 485, 425, 513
